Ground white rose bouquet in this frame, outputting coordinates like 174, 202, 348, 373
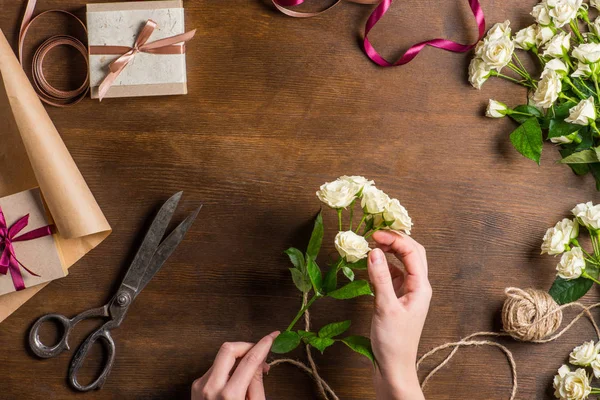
552, 341, 600, 399
271, 176, 412, 361
545, 202, 600, 304
471, 2, 600, 190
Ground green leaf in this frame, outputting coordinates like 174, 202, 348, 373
285, 248, 305, 272
510, 105, 543, 124
328, 280, 373, 300
589, 164, 600, 191
290, 268, 311, 293
548, 119, 580, 140
271, 331, 301, 354
573, 79, 597, 100
322, 267, 338, 293
306, 257, 322, 294
342, 266, 355, 281
318, 320, 351, 338
559, 149, 599, 164
306, 212, 324, 261
341, 336, 375, 363
549, 276, 593, 305
304, 335, 335, 354
552, 101, 577, 119
560, 148, 590, 175
297, 330, 315, 339
347, 258, 368, 270
509, 118, 544, 165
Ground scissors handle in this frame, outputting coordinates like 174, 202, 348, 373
68, 325, 116, 391
29, 306, 109, 359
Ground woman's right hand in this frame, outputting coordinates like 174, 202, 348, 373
367, 230, 432, 400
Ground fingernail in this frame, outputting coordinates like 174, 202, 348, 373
370, 248, 383, 265
269, 331, 280, 339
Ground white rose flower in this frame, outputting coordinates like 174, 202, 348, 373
549, 0, 582, 28
468, 58, 492, 89
536, 25, 556, 47
591, 356, 600, 378
570, 341, 600, 366
592, 16, 600, 35
334, 231, 370, 263
545, 59, 569, 75
543, 32, 570, 57
361, 186, 390, 214
565, 97, 596, 126
480, 36, 515, 70
486, 20, 511, 41
316, 179, 357, 209
572, 202, 600, 230
532, 3, 552, 25
553, 365, 592, 400
541, 218, 579, 255
533, 69, 562, 109
556, 247, 585, 280
339, 175, 374, 193
514, 25, 537, 50
573, 43, 600, 63
572, 62, 593, 78
382, 198, 413, 235
593, 0, 600, 10
486, 99, 508, 118
550, 132, 579, 144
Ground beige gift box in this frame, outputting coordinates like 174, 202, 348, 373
87, 0, 189, 99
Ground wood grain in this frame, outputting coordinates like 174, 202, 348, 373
0, 0, 598, 398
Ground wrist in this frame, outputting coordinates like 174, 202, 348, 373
376, 369, 423, 400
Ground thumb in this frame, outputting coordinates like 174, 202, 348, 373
367, 248, 397, 310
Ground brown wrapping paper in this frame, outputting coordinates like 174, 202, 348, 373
0, 29, 111, 322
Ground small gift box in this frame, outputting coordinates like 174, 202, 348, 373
0, 188, 66, 296
86, 0, 195, 100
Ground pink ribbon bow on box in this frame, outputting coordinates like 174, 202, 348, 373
89, 19, 197, 101
0, 207, 52, 291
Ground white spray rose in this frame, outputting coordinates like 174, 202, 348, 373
514, 25, 537, 50
549, 0, 583, 28
339, 175, 374, 193
573, 43, 600, 63
543, 32, 570, 57
361, 186, 390, 214
536, 25, 556, 46
533, 69, 562, 109
316, 179, 357, 209
592, 16, 600, 36
382, 199, 413, 235
486, 20, 512, 41
532, 3, 552, 25
541, 218, 579, 255
468, 58, 492, 89
591, 356, 600, 378
572, 62, 593, 78
565, 97, 596, 126
486, 99, 508, 118
550, 132, 579, 144
545, 59, 569, 75
334, 231, 370, 263
572, 202, 600, 230
556, 247, 586, 280
570, 341, 600, 366
480, 36, 515, 70
592, 0, 600, 10
553, 365, 592, 400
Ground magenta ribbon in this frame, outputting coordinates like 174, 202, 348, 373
0, 207, 52, 291
272, 0, 486, 67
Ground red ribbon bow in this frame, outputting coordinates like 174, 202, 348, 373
0, 207, 52, 291
89, 19, 197, 101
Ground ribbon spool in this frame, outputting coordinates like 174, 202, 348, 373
19, 1, 89, 107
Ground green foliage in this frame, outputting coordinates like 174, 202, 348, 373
341, 336, 375, 363
509, 118, 544, 165
307, 257, 323, 294
271, 331, 301, 354
342, 266, 355, 281
328, 280, 373, 299
318, 320, 351, 338
306, 212, 323, 261
549, 264, 599, 305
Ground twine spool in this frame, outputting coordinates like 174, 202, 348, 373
502, 287, 562, 341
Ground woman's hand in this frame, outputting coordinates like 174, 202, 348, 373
368, 230, 432, 400
191, 332, 279, 400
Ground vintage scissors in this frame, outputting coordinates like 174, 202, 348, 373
28, 191, 201, 391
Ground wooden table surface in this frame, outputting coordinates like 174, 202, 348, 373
1, 0, 599, 398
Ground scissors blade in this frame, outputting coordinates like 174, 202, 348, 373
120, 192, 183, 292
134, 205, 201, 296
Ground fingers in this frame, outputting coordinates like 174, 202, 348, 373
367, 248, 398, 309
246, 366, 267, 400
222, 332, 279, 398
372, 231, 428, 280
208, 341, 255, 389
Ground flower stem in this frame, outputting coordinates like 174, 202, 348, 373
493, 72, 531, 87
355, 213, 367, 234
364, 226, 383, 239
337, 209, 343, 231
571, 20, 585, 42
286, 294, 319, 331
583, 271, 600, 285
565, 78, 588, 99
507, 63, 529, 79
349, 201, 355, 231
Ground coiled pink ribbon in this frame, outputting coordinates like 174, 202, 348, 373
272, 0, 486, 66
0, 208, 52, 291
89, 19, 196, 101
